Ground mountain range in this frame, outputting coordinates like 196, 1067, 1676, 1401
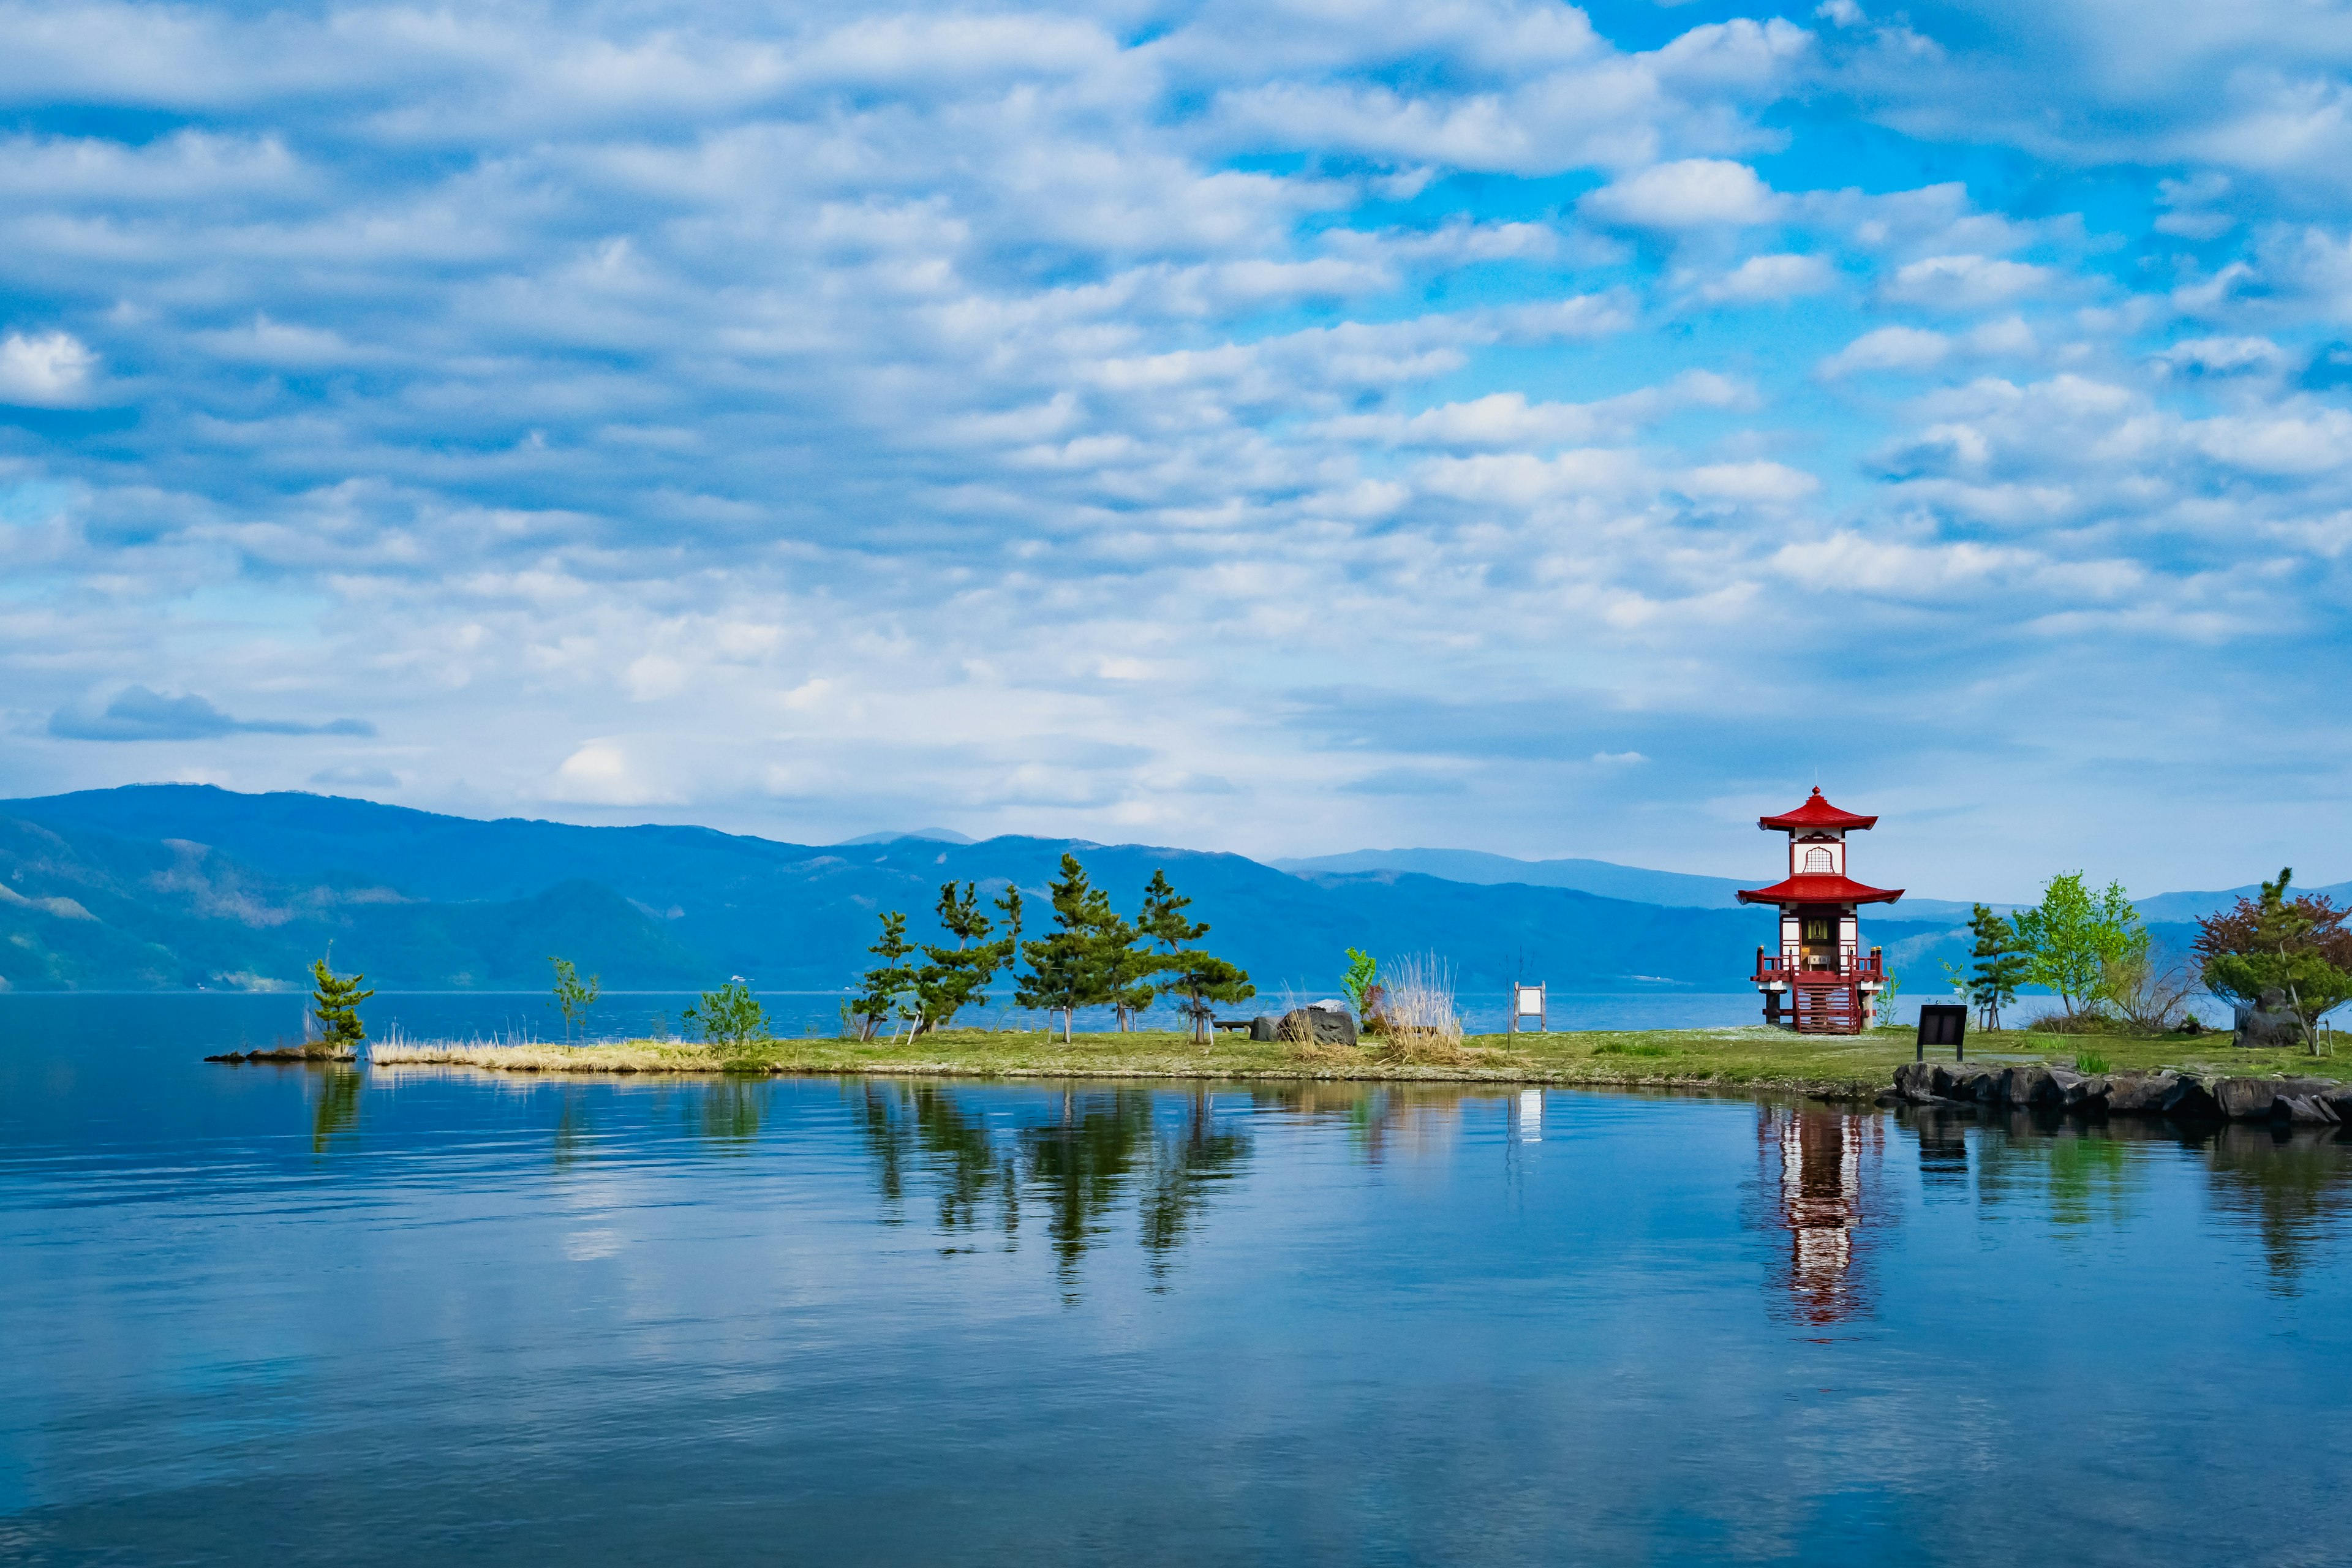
0, 785, 2307, 1003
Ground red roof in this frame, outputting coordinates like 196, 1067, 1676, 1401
1757, 787, 1878, 832
1736, 874, 1905, 907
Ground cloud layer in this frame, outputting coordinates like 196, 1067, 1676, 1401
0, 0, 2347, 895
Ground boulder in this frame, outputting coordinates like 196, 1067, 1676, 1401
1276, 1006, 1358, 1047
2278, 1094, 2340, 1125
1932, 1062, 2000, 1101
2213, 1076, 2343, 1121
1249, 1014, 1278, 1042
2159, 1075, 2220, 1120
1893, 1061, 1938, 1101
2103, 1071, 2179, 1114
2046, 1066, 2094, 1108
2234, 989, 2306, 1050
2326, 1088, 2352, 1124
2000, 1064, 2055, 1107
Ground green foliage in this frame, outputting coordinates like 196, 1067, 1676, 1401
1967, 903, 2029, 1030
851, 913, 918, 1041
2013, 872, 2143, 1017
682, 979, 767, 1046
1874, 969, 1901, 1027
1016, 853, 1131, 1041
2196, 868, 2352, 1048
548, 954, 600, 1042
909, 881, 1017, 1034
1164, 955, 1256, 1043
1342, 948, 1378, 1016
2074, 1050, 2111, 1074
309, 952, 373, 1049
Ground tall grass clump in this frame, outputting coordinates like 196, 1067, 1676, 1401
1373, 952, 1464, 1061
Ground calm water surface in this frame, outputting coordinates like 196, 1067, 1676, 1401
6, 995, 2351, 1566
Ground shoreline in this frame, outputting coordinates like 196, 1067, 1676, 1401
360, 1024, 2337, 1102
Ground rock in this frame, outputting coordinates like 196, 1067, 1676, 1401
2046, 1067, 2093, 1108
2001, 1064, 2055, 1107
2234, 988, 2305, 1050
2326, 1088, 2352, 1124
1249, 1014, 1278, 1042
2104, 1071, 2179, 1114
1931, 1063, 2000, 1101
2160, 1076, 2220, 1120
1893, 1061, 1935, 1100
2213, 1076, 2343, 1121
2278, 1094, 2340, 1125
1276, 1006, 1357, 1047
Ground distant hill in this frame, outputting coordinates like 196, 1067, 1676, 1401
0, 785, 1952, 998
0, 785, 2247, 1004
1273, 847, 1990, 922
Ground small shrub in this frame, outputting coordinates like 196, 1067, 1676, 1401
684, 981, 768, 1047
1379, 952, 1462, 1050
2073, 1050, 2111, 1074
2021, 1009, 2118, 1036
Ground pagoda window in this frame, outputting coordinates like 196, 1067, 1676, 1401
1803, 846, 1833, 873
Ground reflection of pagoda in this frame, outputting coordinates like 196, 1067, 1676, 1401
1738, 788, 1905, 1033
1760, 1107, 1883, 1325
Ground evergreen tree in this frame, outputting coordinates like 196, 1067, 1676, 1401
1966, 903, 2028, 1030
1164, 955, 1255, 1044
1017, 853, 1125, 1042
1107, 869, 1200, 1031
309, 951, 374, 1050
911, 881, 1016, 1033
852, 911, 918, 1042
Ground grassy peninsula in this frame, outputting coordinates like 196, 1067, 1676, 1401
369, 1024, 2334, 1096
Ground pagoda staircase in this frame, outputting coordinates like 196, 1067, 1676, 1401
1790, 981, 1862, 1035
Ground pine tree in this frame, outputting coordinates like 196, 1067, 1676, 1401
1016, 853, 1124, 1042
852, 911, 918, 1042
911, 881, 1016, 1033
1966, 903, 2028, 1030
1104, 869, 1198, 1030
309, 951, 374, 1051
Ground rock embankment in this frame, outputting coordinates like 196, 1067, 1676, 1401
1890, 1061, 2351, 1124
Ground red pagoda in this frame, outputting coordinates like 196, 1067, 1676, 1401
1738, 788, 1904, 1034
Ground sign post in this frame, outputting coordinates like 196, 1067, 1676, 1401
1507, 982, 1547, 1036
1916, 1003, 1967, 1063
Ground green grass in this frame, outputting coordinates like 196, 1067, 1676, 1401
372, 1022, 2343, 1095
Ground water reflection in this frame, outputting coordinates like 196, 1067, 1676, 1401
688, 1080, 768, 1149
310, 1066, 363, 1155
1758, 1106, 1887, 1327
2206, 1124, 2352, 1291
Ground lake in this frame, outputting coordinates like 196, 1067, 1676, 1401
5, 994, 2350, 1566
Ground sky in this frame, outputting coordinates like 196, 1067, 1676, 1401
1, 0, 2349, 900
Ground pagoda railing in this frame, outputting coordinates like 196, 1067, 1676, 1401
1752, 944, 1883, 985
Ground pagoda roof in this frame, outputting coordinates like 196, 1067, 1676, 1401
1736, 874, 1905, 907
1757, 787, 1879, 832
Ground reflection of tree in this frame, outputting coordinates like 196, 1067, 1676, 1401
855, 1082, 1017, 1237
2040, 1132, 2134, 1229
1758, 1107, 1885, 1327
552, 1090, 591, 1173
849, 1084, 1255, 1295
1024, 1090, 1157, 1289
690, 1079, 767, 1150
1246, 1083, 1466, 1164
2206, 1125, 2352, 1290
1139, 1090, 1251, 1283
311, 1066, 363, 1155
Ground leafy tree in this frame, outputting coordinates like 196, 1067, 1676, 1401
2196, 868, 2352, 1049
309, 951, 373, 1050
852, 912, 919, 1042
2012, 872, 2143, 1018
910, 881, 1017, 1034
548, 955, 600, 1042
1967, 904, 2029, 1030
1341, 948, 1378, 1019
1017, 853, 1127, 1042
683, 979, 767, 1047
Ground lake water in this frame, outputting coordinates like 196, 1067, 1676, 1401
6, 995, 2351, 1566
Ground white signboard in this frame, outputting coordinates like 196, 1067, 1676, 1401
1515, 986, 1544, 1017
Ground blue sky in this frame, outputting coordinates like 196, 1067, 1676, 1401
1, 0, 2348, 898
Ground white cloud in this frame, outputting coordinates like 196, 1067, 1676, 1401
1580, 159, 1783, 228
0, 331, 97, 406
1818, 326, 1949, 377
1699, 252, 1836, 302
1882, 254, 2057, 309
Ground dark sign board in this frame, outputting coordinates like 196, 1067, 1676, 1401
1917, 1003, 1968, 1060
